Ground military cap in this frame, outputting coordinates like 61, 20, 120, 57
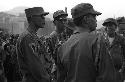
102, 18, 117, 26
71, 3, 102, 19
116, 17, 125, 24
25, 7, 49, 17
53, 10, 68, 19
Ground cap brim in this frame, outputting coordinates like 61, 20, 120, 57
54, 13, 68, 19
58, 13, 68, 17
102, 22, 108, 26
102, 22, 117, 26
41, 12, 49, 16
62, 13, 68, 16
92, 11, 102, 15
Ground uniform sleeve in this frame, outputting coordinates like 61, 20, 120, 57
57, 46, 67, 82
16, 38, 29, 75
17, 37, 50, 82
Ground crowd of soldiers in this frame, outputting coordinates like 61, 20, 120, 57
0, 33, 22, 82
0, 2, 125, 82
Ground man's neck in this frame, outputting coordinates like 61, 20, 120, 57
27, 23, 39, 35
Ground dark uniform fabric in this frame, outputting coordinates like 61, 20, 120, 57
104, 33, 125, 81
16, 31, 50, 82
57, 31, 117, 82
46, 31, 66, 82
46, 31, 66, 64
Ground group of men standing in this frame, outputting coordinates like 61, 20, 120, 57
0, 33, 22, 82
0, 2, 123, 82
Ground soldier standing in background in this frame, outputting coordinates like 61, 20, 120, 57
102, 18, 125, 82
116, 17, 125, 37
57, 3, 117, 82
16, 7, 50, 82
46, 10, 68, 82
47, 10, 68, 62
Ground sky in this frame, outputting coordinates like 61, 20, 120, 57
0, 0, 125, 20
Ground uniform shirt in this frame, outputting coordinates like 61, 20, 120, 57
16, 30, 50, 82
46, 31, 66, 63
105, 33, 125, 70
57, 31, 117, 82
105, 33, 125, 81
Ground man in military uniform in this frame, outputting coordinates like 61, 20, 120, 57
16, 7, 50, 82
57, 3, 117, 82
102, 18, 125, 82
48, 10, 68, 46
116, 17, 125, 37
45, 10, 68, 82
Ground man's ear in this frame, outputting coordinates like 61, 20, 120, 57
82, 16, 88, 24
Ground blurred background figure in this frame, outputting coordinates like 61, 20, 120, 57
103, 18, 125, 82
116, 17, 125, 37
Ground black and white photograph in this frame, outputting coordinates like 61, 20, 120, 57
0, 0, 125, 82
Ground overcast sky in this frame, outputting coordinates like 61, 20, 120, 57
0, 0, 125, 20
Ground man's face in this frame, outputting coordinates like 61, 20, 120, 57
85, 14, 97, 31
32, 15, 45, 28
54, 15, 67, 33
105, 23, 116, 37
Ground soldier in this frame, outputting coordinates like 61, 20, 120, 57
102, 18, 125, 82
45, 10, 68, 82
49, 10, 68, 42
16, 7, 50, 82
116, 17, 125, 37
57, 3, 117, 82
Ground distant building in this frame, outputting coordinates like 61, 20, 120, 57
9, 16, 27, 34
0, 12, 15, 32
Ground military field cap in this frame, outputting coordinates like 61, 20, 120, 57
103, 18, 118, 26
53, 10, 68, 19
25, 7, 49, 17
116, 17, 125, 24
71, 3, 102, 19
